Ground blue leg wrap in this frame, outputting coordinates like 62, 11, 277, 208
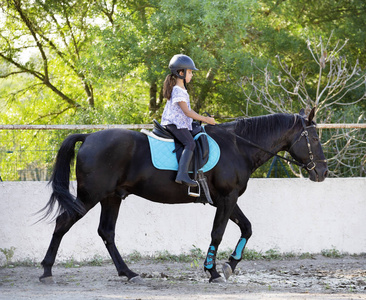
231, 238, 247, 260
204, 245, 216, 270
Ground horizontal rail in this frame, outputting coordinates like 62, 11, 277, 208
316, 124, 366, 129
0, 124, 154, 130
0, 124, 365, 130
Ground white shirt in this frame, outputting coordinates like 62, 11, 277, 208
161, 85, 193, 130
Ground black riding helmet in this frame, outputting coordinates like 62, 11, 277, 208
169, 54, 198, 79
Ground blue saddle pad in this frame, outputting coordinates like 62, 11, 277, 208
147, 133, 220, 173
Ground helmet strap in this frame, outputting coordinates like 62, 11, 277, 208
172, 69, 187, 89
180, 69, 187, 89
174, 69, 186, 80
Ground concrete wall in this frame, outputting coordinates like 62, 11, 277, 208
0, 178, 365, 265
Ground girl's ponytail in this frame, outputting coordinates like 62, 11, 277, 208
163, 74, 177, 100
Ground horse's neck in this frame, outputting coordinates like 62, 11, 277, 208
234, 115, 298, 170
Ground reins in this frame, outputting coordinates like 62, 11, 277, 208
232, 116, 325, 171
233, 132, 306, 168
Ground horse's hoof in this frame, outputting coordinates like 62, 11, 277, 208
210, 276, 226, 284
222, 263, 232, 280
39, 276, 55, 284
128, 275, 145, 285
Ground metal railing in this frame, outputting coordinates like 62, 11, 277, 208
1, 124, 364, 130
0, 123, 365, 181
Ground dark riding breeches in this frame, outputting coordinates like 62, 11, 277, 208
166, 124, 195, 152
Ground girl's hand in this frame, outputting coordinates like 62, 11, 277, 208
178, 101, 216, 125
205, 116, 216, 125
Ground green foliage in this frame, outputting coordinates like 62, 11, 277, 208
263, 248, 282, 260
127, 250, 143, 263
242, 248, 283, 260
87, 255, 105, 266
299, 252, 316, 259
0, 0, 365, 179
189, 245, 205, 260
63, 258, 81, 269
59, 255, 110, 268
242, 248, 264, 260
0, 247, 16, 266
321, 248, 345, 258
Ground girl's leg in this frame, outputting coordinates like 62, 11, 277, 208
166, 125, 195, 151
166, 125, 197, 186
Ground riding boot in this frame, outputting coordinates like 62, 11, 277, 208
175, 149, 198, 187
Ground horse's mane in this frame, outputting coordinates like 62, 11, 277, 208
234, 113, 297, 140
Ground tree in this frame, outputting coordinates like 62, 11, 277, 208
1, 0, 365, 178
272, 0, 366, 64
82, 0, 257, 115
0, 0, 97, 111
240, 36, 366, 177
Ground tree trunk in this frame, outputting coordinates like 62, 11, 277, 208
158, 85, 164, 108
149, 81, 158, 113
84, 82, 94, 107
196, 68, 216, 112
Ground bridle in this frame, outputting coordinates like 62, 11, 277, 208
288, 118, 327, 171
233, 116, 327, 171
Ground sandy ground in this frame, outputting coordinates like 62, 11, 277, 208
1, 255, 366, 300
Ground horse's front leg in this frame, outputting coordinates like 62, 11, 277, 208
222, 204, 252, 280
204, 196, 237, 283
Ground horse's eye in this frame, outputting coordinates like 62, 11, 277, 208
313, 137, 319, 142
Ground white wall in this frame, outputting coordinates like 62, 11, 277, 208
0, 178, 365, 265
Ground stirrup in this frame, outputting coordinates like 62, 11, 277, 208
188, 181, 200, 197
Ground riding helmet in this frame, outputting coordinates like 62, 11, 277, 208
169, 54, 198, 79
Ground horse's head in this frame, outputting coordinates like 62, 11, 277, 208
288, 108, 328, 182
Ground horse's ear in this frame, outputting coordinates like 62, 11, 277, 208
308, 107, 316, 122
299, 108, 305, 116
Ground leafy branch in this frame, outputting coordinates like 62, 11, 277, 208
240, 35, 366, 177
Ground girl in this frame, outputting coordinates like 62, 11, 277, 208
161, 54, 216, 187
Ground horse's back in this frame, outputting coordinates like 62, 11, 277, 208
77, 129, 139, 164
76, 129, 149, 200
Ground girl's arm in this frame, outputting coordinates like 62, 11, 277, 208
178, 101, 216, 125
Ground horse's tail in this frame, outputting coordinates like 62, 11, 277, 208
39, 133, 89, 222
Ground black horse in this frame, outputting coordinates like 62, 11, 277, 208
39, 108, 328, 284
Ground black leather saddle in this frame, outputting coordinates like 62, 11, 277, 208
152, 120, 174, 139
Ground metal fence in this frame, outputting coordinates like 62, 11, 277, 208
0, 123, 365, 181
0, 124, 152, 181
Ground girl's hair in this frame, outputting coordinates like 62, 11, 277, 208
163, 69, 184, 99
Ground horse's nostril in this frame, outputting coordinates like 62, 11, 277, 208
324, 170, 328, 178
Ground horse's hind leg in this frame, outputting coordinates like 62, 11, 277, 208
222, 204, 252, 280
40, 212, 82, 283
98, 196, 140, 282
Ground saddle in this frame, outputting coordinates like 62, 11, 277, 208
142, 120, 220, 204
152, 120, 210, 173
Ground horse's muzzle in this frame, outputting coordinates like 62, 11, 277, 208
309, 165, 328, 182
